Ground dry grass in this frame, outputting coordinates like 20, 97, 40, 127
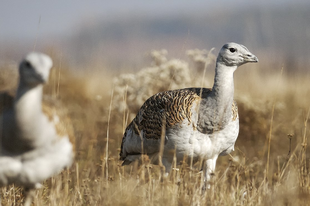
1, 48, 310, 206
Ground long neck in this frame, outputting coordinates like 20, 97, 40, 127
14, 81, 43, 122
211, 62, 236, 106
197, 62, 237, 133
2, 81, 45, 153
13, 81, 44, 145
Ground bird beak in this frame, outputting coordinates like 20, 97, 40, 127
243, 53, 259, 63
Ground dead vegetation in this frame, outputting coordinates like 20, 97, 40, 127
0, 48, 310, 205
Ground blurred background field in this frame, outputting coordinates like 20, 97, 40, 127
1, 1, 310, 205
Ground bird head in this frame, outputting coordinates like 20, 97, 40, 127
19, 52, 53, 87
217, 42, 258, 67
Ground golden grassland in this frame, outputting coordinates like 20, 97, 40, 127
1, 49, 310, 206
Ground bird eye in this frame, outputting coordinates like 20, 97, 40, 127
25, 61, 32, 68
229, 48, 236, 53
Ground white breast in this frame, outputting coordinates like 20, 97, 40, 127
163, 102, 239, 162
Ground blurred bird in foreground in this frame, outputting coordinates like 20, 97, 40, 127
0, 52, 74, 206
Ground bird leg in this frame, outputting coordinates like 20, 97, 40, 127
203, 156, 218, 189
23, 183, 41, 206
160, 157, 172, 181
23, 187, 35, 206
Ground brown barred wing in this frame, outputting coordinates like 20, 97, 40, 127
132, 88, 212, 140
119, 88, 212, 159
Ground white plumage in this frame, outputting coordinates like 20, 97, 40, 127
0, 53, 74, 206
120, 43, 258, 187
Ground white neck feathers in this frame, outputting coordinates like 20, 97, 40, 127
14, 83, 43, 122
211, 62, 236, 104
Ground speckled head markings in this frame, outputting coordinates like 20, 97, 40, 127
120, 43, 258, 187
0, 52, 74, 206
217, 42, 258, 67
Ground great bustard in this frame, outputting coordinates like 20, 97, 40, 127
0, 53, 74, 206
120, 42, 258, 186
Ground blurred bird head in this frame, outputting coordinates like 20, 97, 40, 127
19, 52, 53, 86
